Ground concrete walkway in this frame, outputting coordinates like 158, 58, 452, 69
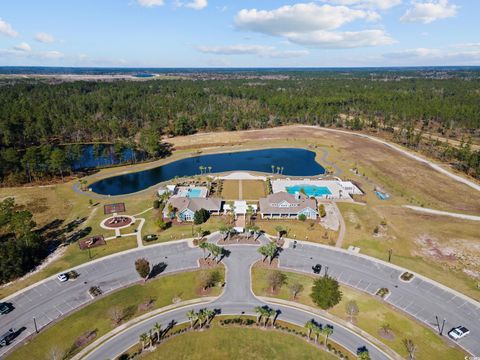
403, 205, 480, 221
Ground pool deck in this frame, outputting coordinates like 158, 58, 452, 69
272, 179, 362, 200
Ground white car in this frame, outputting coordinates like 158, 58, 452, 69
57, 273, 68, 282
448, 326, 470, 340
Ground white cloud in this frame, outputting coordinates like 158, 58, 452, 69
322, 0, 402, 10
197, 44, 309, 58
35, 32, 55, 43
0, 18, 18, 37
14, 42, 31, 52
184, 0, 207, 10
401, 0, 458, 23
234, 3, 393, 49
38, 50, 64, 59
235, 3, 379, 34
137, 0, 164, 7
286, 29, 395, 48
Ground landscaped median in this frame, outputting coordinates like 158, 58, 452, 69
118, 316, 345, 360
251, 267, 466, 360
6, 268, 224, 360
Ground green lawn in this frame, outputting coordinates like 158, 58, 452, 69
252, 267, 466, 360
7, 268, 224, 360
144, 216, 225, 245
255, 219, 337, 245
141, 325, 337, 360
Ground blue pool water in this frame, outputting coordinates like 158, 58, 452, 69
187, 189, 202, 198
286, 185, 332, 197
90, 148, 326, 196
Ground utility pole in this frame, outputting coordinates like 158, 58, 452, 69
324, 265, 329, 277
33, 316, 38, 333
435, 316, 446, 335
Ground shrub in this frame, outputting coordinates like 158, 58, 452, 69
310, 275, 342, 309
318, 204, 326, 217
194, 208, 210, 225
135, 258, 151, 279
153, 199, 161, 209
298, 214, 307, 221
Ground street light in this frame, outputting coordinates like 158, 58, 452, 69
33, 316, 38, 333
388, 248, 393, 262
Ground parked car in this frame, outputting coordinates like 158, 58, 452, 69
57, 273, 69, 282
0, 328, 16, 347
312, 264, 322, 274
143, 234, 158, 242
0, 302, 13, 315
448, 326, 470, 340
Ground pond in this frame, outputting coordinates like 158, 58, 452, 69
90, 148, 326, 196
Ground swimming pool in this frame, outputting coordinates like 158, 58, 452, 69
286, 185, 332, 197
187, 188, 202, 198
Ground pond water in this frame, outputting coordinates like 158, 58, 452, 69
90, 148, 326, 196
71, 144, 136, 170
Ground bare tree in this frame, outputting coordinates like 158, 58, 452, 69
108, 306, 123, 325
403, 338, 417, 360
288, 282, 304, 299
345, 300, 359, 322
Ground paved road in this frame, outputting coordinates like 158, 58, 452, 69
280, 241, 480, 355
83, 245, 390, 360
1, 236, 478, 358
0, 241, 202, 358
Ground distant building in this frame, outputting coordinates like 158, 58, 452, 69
259, 192, 318, 220
163, 197, 223, 222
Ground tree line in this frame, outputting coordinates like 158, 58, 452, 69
1, 74, 479, 183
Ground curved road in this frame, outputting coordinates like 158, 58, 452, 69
82, 245, 390, 360
1, 235, 478, 358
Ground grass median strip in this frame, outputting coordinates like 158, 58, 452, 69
7, 268, 224, 360
251, 267, 466, 360
141, 324, 337, 360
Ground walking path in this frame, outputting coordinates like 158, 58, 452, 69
403, 205, 480, 221
332, 202, 346, 248
239, 179, 243, 200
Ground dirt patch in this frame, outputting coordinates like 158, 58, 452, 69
199, 258, 224, 269
378, 329, 396, 341
254, 258, 279, 269
74, 330, 97, 348
218, 234, 260, 245
414, 235, 457, 262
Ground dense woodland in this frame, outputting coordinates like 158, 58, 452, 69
1, 71, 480, 184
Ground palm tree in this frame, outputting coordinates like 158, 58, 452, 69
187, 309, 197, 328
267, 307, 276, 326
313, 325, 322, 344
322, 326, 333, 346
198, 165, 204, 174
219, 225, 229, 241
274, 225, 285, 241
258, 241, 278, 264
276, 166, 281, 174
203, 309, 215, 325
153, 322, 162, 342
208, 166, 212, 173
139, 332, 148, 349
199, 242, 209, 259
280, 166, 284, 174
271, 165, 275, 173
254, 306, 263, 324
305, 320, 316, 340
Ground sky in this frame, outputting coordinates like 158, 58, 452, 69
0, 0, 479, 67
